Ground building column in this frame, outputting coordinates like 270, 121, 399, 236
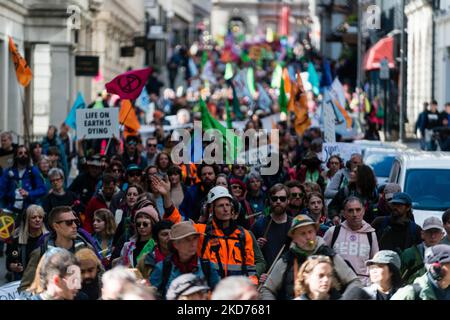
50, 42, 73, 127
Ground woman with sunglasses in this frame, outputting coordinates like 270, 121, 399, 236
42, 168, 81, 220
92, 208, 117, 269
6, 205, 49, 282
229, 178, 255, 229
294, 255, 341, 300
117, 205, 160, 268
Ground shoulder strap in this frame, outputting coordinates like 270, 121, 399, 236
199, 259, 213, 288
158, 256, 173, 297
367, 231, 373, 257
237, 226, 248, 276
330, 225, 341, 249
200, 224, 213, 259
338, 172, 345, 189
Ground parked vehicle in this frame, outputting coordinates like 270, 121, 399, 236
388, 151, 450, 228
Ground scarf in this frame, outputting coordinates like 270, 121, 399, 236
172, 253, 199, 274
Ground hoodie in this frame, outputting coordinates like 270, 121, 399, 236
323, 221, 379, 285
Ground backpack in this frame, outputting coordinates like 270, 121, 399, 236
158, 255, 213, 299
199, 223, 248, 278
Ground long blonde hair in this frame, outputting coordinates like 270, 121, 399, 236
18, 205, 48, 245
294, 255, 340, 298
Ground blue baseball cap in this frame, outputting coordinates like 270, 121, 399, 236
389, 192, 412, 206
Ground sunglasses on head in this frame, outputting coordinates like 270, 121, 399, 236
55, 219, 79, 227
271, 196, 287, 203
136, 221, 150, 228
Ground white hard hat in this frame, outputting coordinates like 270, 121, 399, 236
207, 186, 233, 204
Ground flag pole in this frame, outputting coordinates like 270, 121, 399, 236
104, 102, 134, 155
18, 86, 31, 146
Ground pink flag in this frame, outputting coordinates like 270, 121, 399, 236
105, 68, 152, 100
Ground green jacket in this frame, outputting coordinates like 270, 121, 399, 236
391, 273, 437, 300
400, 244, 426, 285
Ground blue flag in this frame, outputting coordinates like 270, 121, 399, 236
320, 59, 333, 89
65, 92, 85, 129
135, 86, 150, 113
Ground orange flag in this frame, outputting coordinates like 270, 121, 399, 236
282, 68, 291, 99
119, 100, 141, 138
8, 36, 32, 87
291, 73, 311, 136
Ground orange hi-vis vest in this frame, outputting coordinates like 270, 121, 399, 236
180, 163, 200, 186
164, 205, 258, 284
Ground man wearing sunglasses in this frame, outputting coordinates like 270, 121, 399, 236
252, 184, 293, 283
19, 206, 97, 292
142, 137, 160, 167
121, 136, 144, 170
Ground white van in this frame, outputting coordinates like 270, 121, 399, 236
388, 151, 450, 228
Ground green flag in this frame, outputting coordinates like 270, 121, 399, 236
231, 83, 244, 120
225, 98, 233, 130
278, 77, 288, 115
247, 67, 257, 98
224, 63, 234, 80
201, 50, 208, 71
200, 98, 242, 163
271, 64, 283, 89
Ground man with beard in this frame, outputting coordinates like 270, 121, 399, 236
0, 145, 46, 215
75, 248, 104, 300
252, 184, 293, 283
372, 192, 422, 254
179, 163, 218, 221
284, 181, 306, 216
0, 131, 18, 174
83, 173, 123, 233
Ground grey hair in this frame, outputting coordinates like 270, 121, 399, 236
211, 276, 256, 300
101, 266, 137, 300
48, 167, 65, 180
343, 196, 364, 209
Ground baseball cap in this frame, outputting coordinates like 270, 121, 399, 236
166, 274, 209, 300
383, 183, 402, 201
126, 164, 141, 172
288, 214, 318, 237
389, 192, 412, 206
424, 244, 450, 265
366, 250, 401, 270
422, 216, 444, 232
169, 221, 201, 241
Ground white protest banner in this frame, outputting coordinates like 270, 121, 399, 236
0, 281, 31, 300
322, 143, 362, 165
76, 108, 119, 140
323, 91, 336, 143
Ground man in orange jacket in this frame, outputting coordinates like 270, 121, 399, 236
150, 175, 259, 285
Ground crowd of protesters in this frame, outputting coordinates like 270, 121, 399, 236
0, 38, 449, 301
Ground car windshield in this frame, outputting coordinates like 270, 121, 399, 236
404, 169, 450, 211
365, 154, 395, 178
